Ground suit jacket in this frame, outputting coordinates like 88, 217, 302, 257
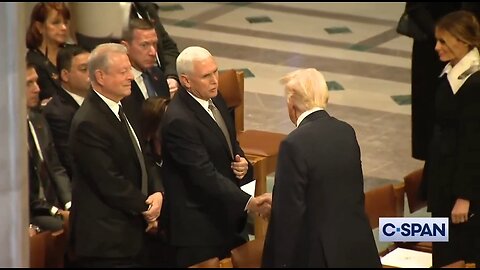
161, 87, 253, 249
69, 90, 163, 259
262, 110, 381, 268
121, 66, 170, 135
424, 72, 480, 214
28, 109, 71, 217
27, 49, 62, 100
43, 88, 81, 179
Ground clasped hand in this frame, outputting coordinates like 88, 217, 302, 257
142, 192, 163, 233
247, 193, 272, 220
231, 154, 248, 180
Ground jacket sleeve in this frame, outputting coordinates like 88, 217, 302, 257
452, 76, 480, 201
262, 139, 308, 267
41, 116, 72, 207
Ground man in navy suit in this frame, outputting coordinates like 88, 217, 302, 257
121, 18, 170, 136
262, 68, 381, 268
44, 45, 90, 178
161, 46, 271, 267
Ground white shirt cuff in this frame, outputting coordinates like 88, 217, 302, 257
244, 196, 253, 212
65, 201, 72, 210
50, 206, 59, 216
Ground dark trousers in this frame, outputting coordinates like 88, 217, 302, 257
432, 212, 480, 267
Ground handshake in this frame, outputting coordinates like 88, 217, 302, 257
246, 192, 272, 220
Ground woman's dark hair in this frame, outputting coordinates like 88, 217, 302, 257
26, 2, 71, 50
141, 96, 170, 142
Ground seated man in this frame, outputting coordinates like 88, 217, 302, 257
44, 45, 91, 178
26, 59, 71, 232
121, 18, 170, 136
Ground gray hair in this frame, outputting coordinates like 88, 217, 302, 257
280, 68, 329, 111
88, 43, 127, 83
176, 46, 212, 77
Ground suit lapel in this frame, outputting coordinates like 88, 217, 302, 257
58, 88, 80, 110
88, 91, 132, 144
130, 81, 146, 103
87, 91, 144, 184
178, 88, 234, 159
148, 66, 170, 98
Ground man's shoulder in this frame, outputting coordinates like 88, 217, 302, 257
71, 96, 98, 124
291, 115, 354, 138
44, 94, 74, 113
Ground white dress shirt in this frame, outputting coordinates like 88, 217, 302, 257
63, 87, 85, 106
296, 107, 324, 127
132, 67, 149, 100
93, 89, 142, 151
186, 90, 216, 120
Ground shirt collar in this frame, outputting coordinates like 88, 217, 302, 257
296, 107, 323, 127
93, 89, 121, 121
131, 66, 143, 81
439, 47, 480, 94
63, 87, 85, 106
186, 90, 210, 112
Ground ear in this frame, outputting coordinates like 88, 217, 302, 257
94, 69, 104, 86
121, 40, 130, 51
60, 69, 69, 83
287, 97, 298, 125
180, 74, 190, 89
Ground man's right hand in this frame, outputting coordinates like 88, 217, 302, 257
246, 193, 272, 219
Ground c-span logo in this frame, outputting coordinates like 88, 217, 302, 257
379, 217, 448, 242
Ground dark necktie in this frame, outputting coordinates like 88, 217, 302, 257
118, 105, 148, 195
208, 100, 233, 158
27, 119, 58, 204
142, 72, 157, 98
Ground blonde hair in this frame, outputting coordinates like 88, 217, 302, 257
436, 10, 480, 49
280, 68, 329, 111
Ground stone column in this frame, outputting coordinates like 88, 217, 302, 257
70, 2, 131, 51
0, 2, 29, 267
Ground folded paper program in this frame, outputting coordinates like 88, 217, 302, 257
381, 247, 432, 268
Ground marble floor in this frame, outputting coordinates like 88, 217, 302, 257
156, 2, 424, 190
